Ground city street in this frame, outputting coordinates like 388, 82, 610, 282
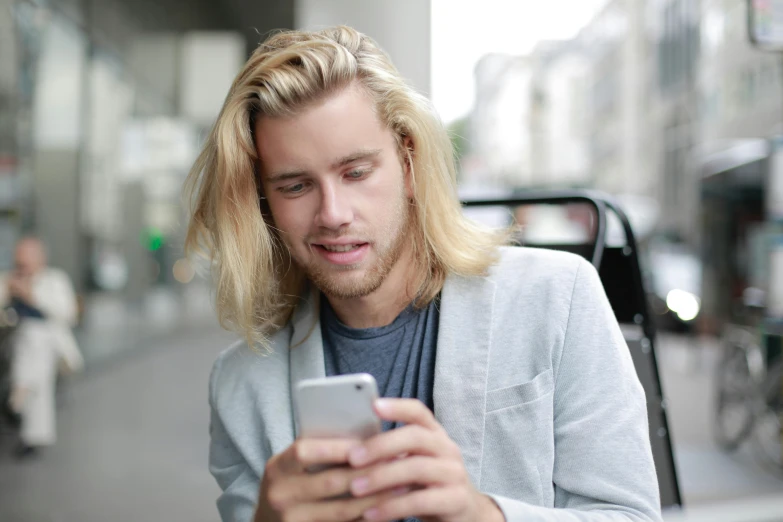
1, 326, 782, 521
4, 0, 783, 521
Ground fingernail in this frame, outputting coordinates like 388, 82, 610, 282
349, 446, 367, 465
374, 399, 391, 413
351, 477, 369, 494
364, 508, 380, 521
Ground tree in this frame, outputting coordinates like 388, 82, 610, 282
447, 116, 471, 182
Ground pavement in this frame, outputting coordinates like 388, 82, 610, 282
0, 319, 235, 522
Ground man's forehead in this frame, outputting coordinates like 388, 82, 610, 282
254, 85, 390, 161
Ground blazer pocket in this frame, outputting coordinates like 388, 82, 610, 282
486, 369, 554, 413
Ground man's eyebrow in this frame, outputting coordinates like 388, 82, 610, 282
266, 170, 306, 183
331, 148, 382, 169
265, 149, 382, 183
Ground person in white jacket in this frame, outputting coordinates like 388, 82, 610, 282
0, 237, 83, 458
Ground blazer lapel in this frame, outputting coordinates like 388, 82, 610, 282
434, 272, 496, 488
289, 286, 326, 436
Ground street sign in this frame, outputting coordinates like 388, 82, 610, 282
748, 0, 783, 51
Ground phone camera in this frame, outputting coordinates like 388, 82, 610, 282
355, 384, 363, 391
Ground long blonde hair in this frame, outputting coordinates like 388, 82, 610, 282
184, 26, 510, 350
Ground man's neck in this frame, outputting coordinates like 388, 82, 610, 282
324, 248, 420, 329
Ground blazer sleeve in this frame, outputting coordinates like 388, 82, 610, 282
34, 270, 79, 326
209, 355, 262, 522
489, 258, 662, 522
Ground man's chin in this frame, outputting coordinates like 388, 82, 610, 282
308, 270, 384, 300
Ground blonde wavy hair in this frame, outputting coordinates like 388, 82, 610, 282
184, 26, 510, 350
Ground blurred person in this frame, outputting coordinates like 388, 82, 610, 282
0, 237, 83, 458
186, 26, 661, 522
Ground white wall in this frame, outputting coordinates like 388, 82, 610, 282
295, 0, 432, 97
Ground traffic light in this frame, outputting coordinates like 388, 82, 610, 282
140, 226, 164, 251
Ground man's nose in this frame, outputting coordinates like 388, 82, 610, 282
315, 183, 353, 230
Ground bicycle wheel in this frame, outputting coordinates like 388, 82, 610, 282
714, 344, 757, 451
752, 360, 783, 474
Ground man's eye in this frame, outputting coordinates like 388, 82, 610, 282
280, 183, 306, 194
346, 169, 370, 180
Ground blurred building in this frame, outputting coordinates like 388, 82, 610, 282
466, 41, 590, 189
694, 0, 783, 327
646, 0, 701, 242
467, 54, 534, 187
580, 0, 655, 197
699, 0, 783, 145
529, 40, 591, 189
1, 0, 293, 298
466, 0, 652, 196
1, 0, 431, 300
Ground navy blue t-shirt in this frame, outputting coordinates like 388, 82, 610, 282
321, 293, 440, 432
321, 294, 440, 522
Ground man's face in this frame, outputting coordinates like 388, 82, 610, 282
255, 85, 413, 299
14, 240, 45, 278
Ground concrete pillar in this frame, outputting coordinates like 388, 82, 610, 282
295, 0, 432, 97
32, 150, 83, 288
30, 16, 88, 290
122, 181, 149, 302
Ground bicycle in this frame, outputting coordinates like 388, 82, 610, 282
713, 304, 783, 474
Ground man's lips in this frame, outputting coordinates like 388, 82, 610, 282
310, 242, 370, 265
312, 241, 368, 253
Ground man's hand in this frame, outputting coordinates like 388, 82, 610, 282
8, 274, 34, 304
346, 399, 505, 522
255, 437, 409, 522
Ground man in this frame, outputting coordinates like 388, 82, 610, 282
0, 237, 83, 458
185, 26, 661, 522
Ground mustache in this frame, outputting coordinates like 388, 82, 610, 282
303, 230, 368, 243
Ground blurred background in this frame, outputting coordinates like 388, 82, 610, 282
1, 0, 783, 520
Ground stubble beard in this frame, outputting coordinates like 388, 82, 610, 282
299, 195, 412, 300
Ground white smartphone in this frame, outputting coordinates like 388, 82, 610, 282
294, 373, 382, 440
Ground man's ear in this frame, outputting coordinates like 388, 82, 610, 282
402, 136, 414, 199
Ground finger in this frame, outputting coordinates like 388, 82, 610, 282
373, 398, 440, 430
276, 438, 360, 475
284, 487, 409, 522
271, 465, 366, 506
348, 424, 452, 467
363, 486, 464, 521
350, 456, 462, 497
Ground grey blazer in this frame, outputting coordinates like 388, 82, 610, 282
208, 247, 662, 521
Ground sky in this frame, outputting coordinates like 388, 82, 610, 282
431, 0, 608, 124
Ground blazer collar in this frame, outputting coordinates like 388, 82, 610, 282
289, 285, 326, 435
434, 271, 496, 488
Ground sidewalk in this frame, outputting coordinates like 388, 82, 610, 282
656, 333, 783, 506
0, 320, 236, 522
74, 282, 218, 369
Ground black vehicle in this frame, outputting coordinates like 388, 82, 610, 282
642, 235, 703, 334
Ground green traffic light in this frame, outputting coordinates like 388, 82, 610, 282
140, 227, 165, 251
